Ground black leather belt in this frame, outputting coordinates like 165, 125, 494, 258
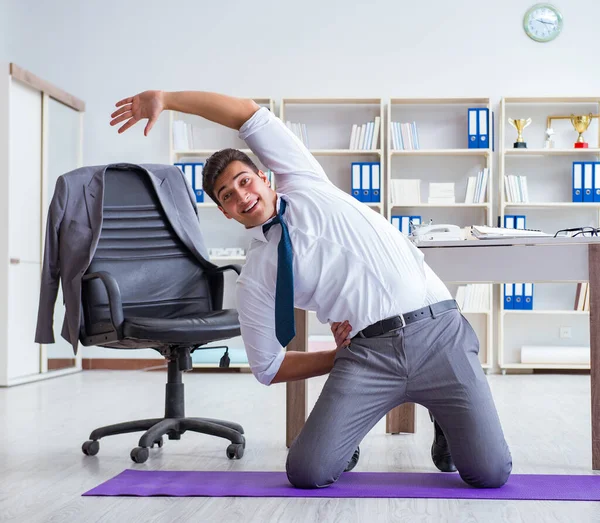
354, 299, 458, 339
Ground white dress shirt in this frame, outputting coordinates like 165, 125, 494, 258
237, 108, 452, 385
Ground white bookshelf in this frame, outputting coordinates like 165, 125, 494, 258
505, 148, 600, 156
403, 203, 491, 208
173, 148, 258, 158
498, 96, 600, 372
386, 97, 493, 223
388, 97, 494, 369
303, 149, 382, 156
503, 310, 589, 316
391, 149, 490, 157
501, 363, 589, 370
280, 97, 385, 215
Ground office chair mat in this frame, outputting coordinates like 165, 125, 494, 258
83, 469, 600, 500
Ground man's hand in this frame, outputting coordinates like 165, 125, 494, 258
110, 90, 165, 136
271, 321, 352, 383
331, 320, 352, 349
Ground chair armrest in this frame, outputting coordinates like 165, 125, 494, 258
207, 264, 242, 276
205, 264, 241, 311
82, 271, 125, 333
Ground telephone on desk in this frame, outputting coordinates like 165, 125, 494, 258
411, 223, 464, 244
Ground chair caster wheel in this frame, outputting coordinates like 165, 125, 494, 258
226, 443, 244, 460
82, 440, 99, 456
130, 446, 149, 464
151, 437, 164, 449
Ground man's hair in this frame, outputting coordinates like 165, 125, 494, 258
202, 148, 260, 204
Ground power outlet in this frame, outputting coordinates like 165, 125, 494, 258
559, 326, 572, 339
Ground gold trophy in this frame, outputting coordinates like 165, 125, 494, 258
571, 113, 593, 149
508, 118, 532, 149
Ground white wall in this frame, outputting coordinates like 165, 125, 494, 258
0, 2, 8, 63
4, 0, 598, 361
5, 0, 596, 166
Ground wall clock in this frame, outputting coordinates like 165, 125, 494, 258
523, 4, 563, 42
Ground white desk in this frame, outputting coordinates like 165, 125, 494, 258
286, 237, 600, 470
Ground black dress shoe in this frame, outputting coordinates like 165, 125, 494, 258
431, 417, 457, 473
344, 446, 360, 472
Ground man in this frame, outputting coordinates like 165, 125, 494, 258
110, 90, 512, 489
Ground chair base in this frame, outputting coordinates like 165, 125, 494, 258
81, 348, 245, 463
83, 416, 245, 463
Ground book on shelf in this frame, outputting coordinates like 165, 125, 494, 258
285, 121, 309, 147
504, 174, 529, 203
428, 182, 455, 204
390, 179, 421, 206
574, 282, 590, 311
391, 121, 419, 150
455, 284, 489, 312
465, 168, 489, 203
173, 120, 202, 151
349, 116, 380, 150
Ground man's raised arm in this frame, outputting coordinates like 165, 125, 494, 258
110, 90, 260, 135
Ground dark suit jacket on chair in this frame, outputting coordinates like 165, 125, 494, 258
35, 163, 214, 354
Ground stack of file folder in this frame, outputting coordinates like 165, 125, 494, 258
390, 179, 421, 206
174, 162, 204, 203
572, 162, 600, 202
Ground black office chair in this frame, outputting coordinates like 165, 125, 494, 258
79, 166, 245, 464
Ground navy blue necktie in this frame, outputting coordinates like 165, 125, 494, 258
263, 198, 295, 347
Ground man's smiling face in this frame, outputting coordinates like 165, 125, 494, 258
215, 160, 277, 228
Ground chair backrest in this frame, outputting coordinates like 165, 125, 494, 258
82, 168, 216, 335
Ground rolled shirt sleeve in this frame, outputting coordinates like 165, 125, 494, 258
236, 277, 285, 385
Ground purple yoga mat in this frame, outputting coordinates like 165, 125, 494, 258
83, 470, 600, 501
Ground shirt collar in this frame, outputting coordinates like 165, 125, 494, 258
246, 193, 284, 243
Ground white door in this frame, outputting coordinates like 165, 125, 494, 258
8, 79, 42, 264
44, 98, 82, 363
7, 262, 42, 380
4, 79, 43, 382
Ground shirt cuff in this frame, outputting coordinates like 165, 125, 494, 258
255, 349, 286, 386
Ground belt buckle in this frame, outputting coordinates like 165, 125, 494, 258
390, 314, 406, 333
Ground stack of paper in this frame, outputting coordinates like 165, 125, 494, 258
455, 284, 490, 312
521, 346, 589, 365
428, 183, 455, 204
390, 179, 421, 206
470, 225, 550, 239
